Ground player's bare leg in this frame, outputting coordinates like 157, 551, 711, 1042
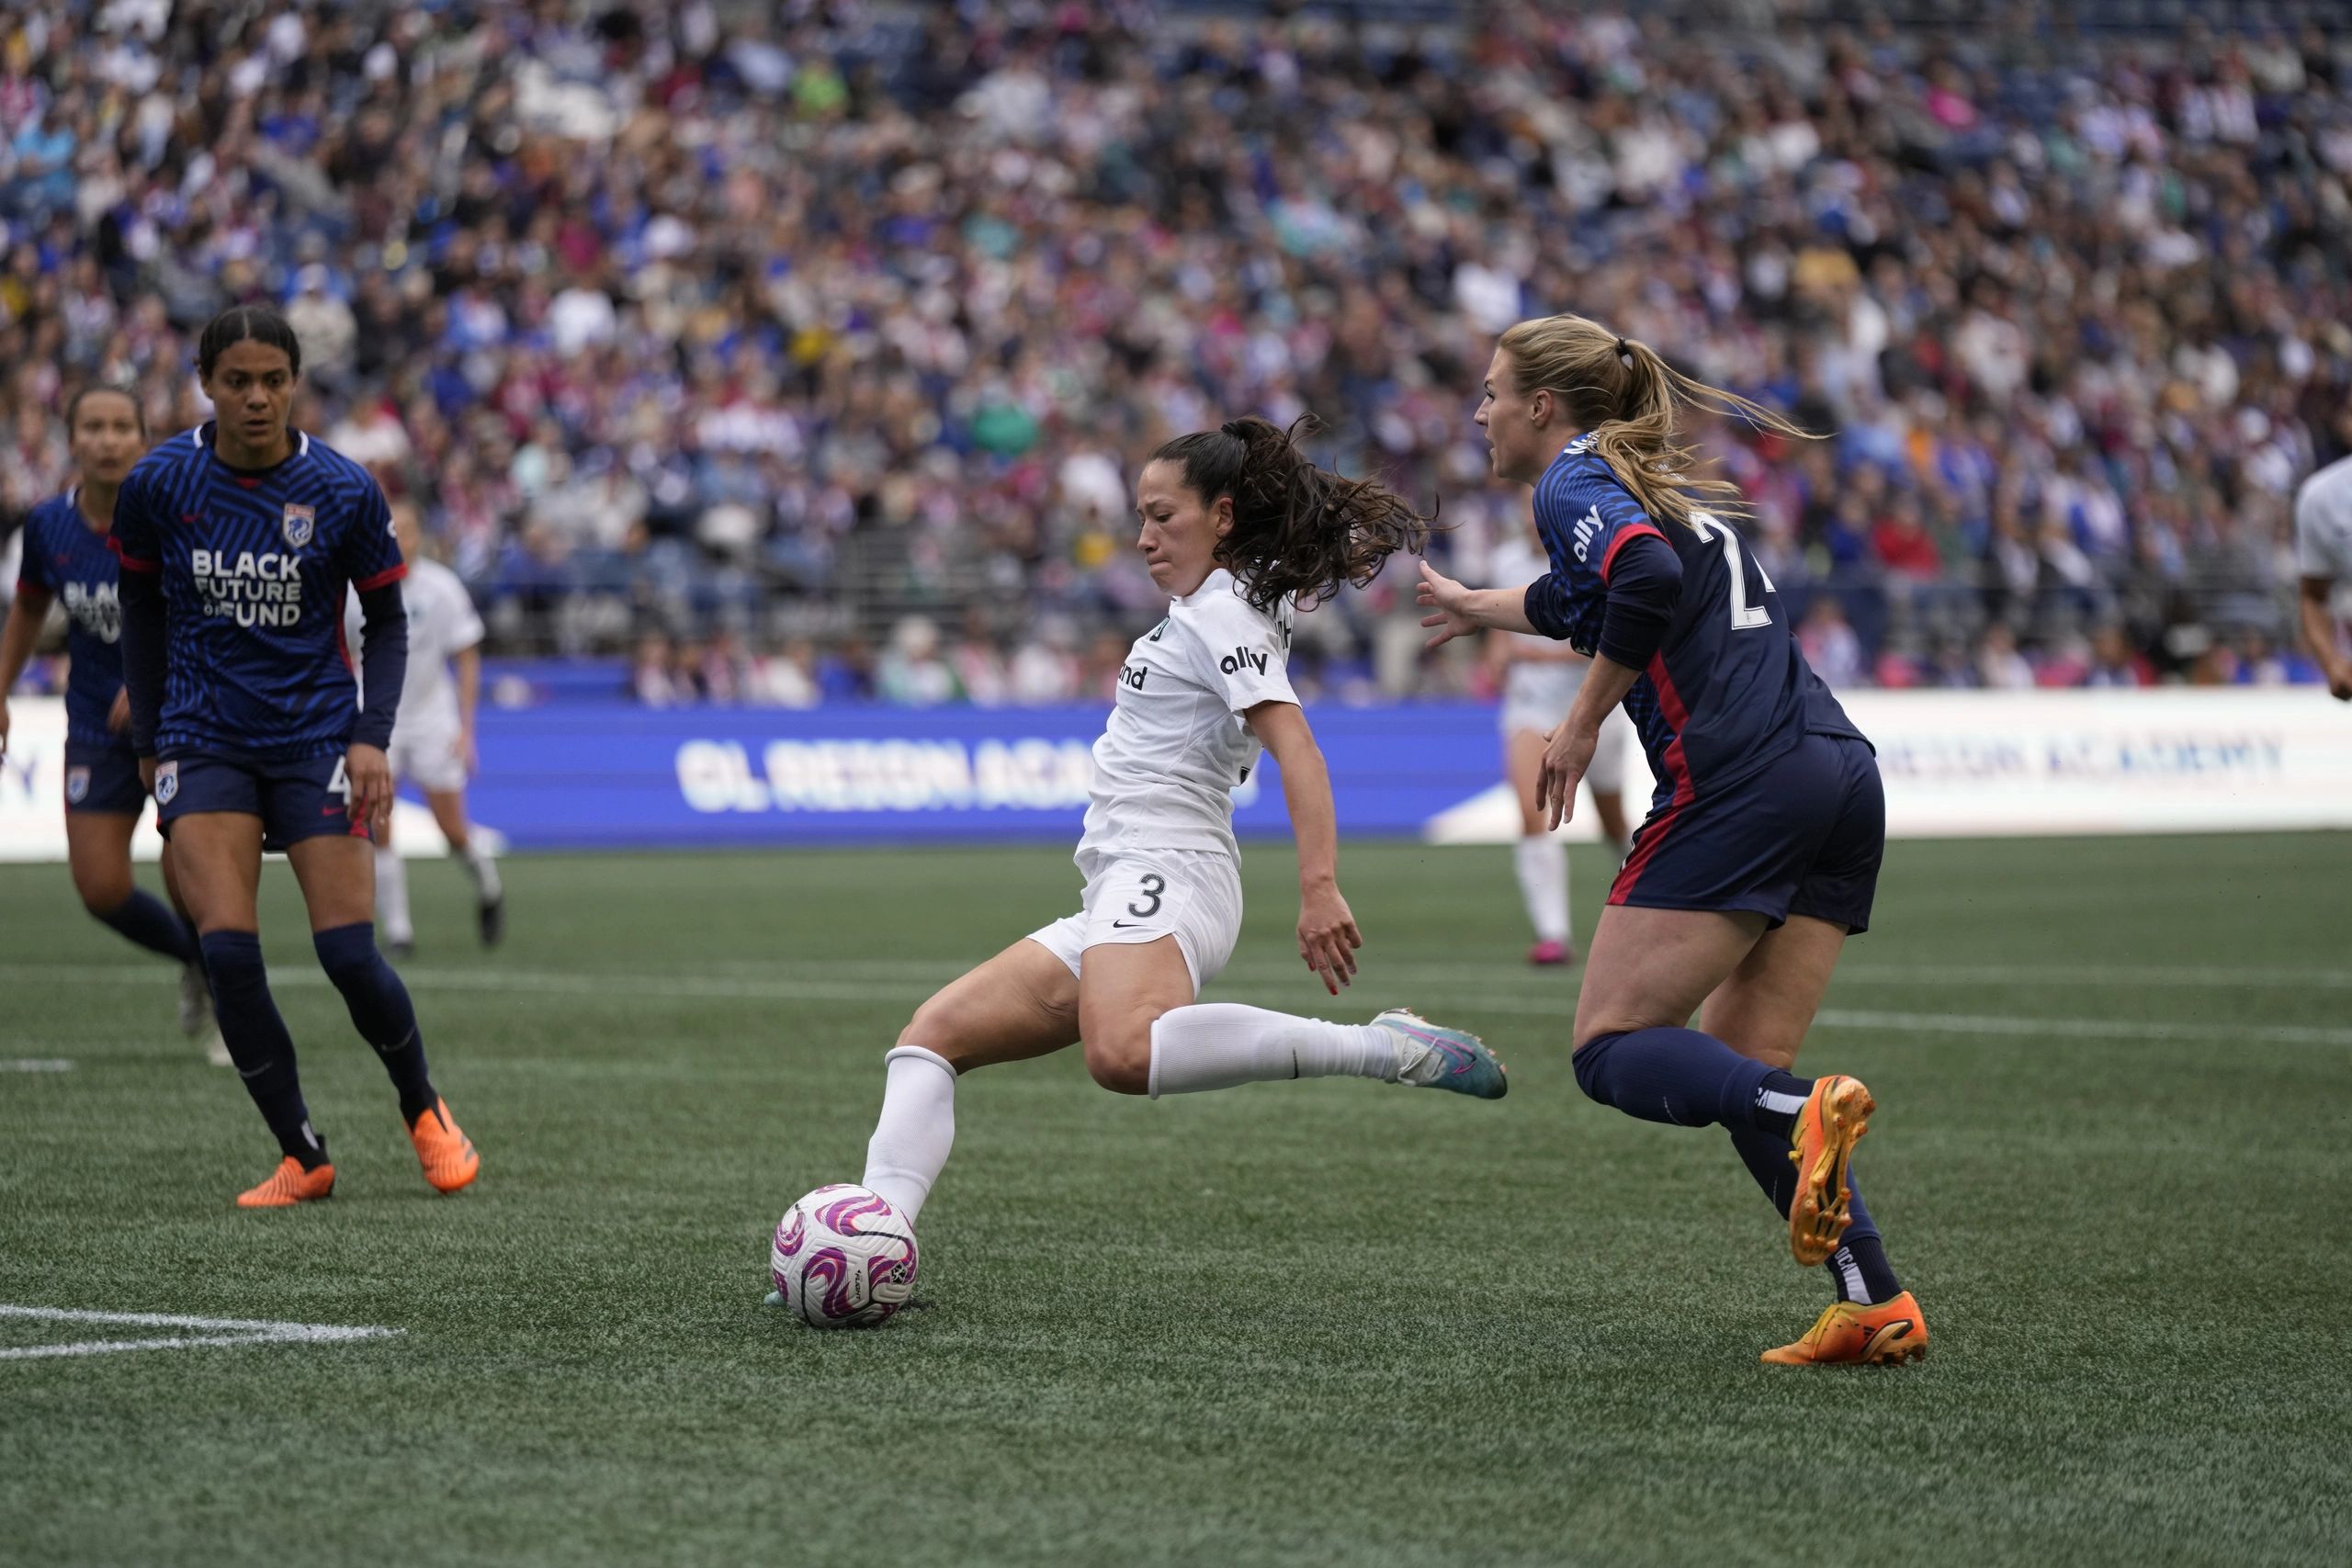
427, 784, 503, 947
850, 939, 1081, 1240
1590, 786, 1631, 861
288, 834, 477, 1193
1573, 904, 1766, 1043
64, 809, 216, 1055
1506, 728, 1574, 966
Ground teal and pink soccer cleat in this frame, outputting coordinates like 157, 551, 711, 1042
1374, 1009, 1509, 1100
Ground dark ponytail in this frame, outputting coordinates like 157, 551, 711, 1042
198, 305, 304, 379
1148, 414, 1434, 614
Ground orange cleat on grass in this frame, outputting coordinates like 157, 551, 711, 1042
1760, 1291, 1928, 1366
408, 1098, 480, 1193
237, 1156, 335, 1208
1787, 1073, 1874, 1267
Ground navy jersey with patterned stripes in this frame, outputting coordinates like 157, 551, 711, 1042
16, 491, 130, 747
110, 424, 405, 761
1521, 436, 1862, 813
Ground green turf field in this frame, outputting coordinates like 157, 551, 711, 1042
3, 834, 2348, 1567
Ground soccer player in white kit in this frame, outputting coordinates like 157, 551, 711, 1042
2294, 451, 2352, 702
1487, 513, 1636, 965
346, 502, 504, 953
830, 417, 1509, 1265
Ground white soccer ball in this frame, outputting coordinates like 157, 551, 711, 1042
769, 1183, 920, 1329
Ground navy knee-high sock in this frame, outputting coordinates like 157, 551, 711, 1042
1727, 1124, 1903, 1304
313, 922, 435, 1122
93, 889, 199, 965
1573, 1027, 1814, 1132
199, 931, 325, 1168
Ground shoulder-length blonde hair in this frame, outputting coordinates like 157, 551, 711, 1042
1496, 313, 1818, 530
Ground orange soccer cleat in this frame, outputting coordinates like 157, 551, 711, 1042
236, 1156, 336, 1209
407, 1098, 480, 1194
1760, 1292, 1928, 1366
1786, 1073, 1874, 1267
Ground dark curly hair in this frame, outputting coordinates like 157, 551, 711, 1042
1148, 414, 1435, 614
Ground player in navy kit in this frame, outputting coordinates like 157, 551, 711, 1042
0, 386, 220, 1058
1419, 313, 1927, 1365
113, 307, 479, 1207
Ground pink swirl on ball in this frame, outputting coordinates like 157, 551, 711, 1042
814, 1192, 896, 1236
799, 1247, 860, 1324
773, 1207, 807, 1259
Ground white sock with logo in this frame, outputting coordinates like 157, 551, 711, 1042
861, 1045, 956, 1226
375, 846, 413, 945
1147, 1003, 1405, 1097
1513, 834, 1570, 944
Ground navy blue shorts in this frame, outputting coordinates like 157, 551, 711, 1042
154, 751, 367, 852
63, 739, 149, 816
1609, 732, 1883, 935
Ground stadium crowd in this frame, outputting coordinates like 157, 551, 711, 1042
3, 0, 2348, 705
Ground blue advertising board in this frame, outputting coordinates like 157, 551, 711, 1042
466, 702, 1506, 851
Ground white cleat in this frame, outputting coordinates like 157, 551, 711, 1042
177, 962, 212, 1036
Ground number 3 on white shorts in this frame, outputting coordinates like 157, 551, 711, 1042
328, 756, 353, 804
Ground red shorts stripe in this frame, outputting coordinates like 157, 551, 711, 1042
1609, 652, 1696, 905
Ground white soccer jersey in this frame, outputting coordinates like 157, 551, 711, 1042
345, 558, 487, 734
1078, 568, 1297, 862
2295, 455, 2352, 582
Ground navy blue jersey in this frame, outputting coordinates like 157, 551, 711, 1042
110, 424, 406, 761
1521, 436, 1862, 812
15, 491, 129, 747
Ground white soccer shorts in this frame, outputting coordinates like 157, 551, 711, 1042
1027, 847, 1244, 994
389, 716, 469, 795
1501, 685, 1634, 795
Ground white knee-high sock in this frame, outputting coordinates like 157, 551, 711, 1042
461, 840, 503, 900
1513, 833, 1570, 944
861, 1045, 956, 1225
376, 845, 413, 944
1148, 1003, 1406, 1098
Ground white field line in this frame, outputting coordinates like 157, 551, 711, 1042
1, 1058, 74, 1072
3, 963, 2345, 1048
0, 1304, 400, 1362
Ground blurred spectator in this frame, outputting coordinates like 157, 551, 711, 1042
1798, 598, 1867, 690
2, 0, 2346, 708
876, 616, 959, 707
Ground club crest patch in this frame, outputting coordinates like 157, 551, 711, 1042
282, 503, 316, 548
154, 761, 178, 806
65, 766, 90, 805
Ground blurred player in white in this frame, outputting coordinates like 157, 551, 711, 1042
346, 502, 504, 954
808, 417, 1508, 1279
1488, 511, 1635, 965
2294, 449, 2352, 702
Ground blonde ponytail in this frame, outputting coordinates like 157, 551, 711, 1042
1495, 314, 1818, 530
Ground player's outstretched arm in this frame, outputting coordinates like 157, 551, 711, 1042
1247, 699, 1361, 997
1418, 559, 1539, 647
0, 581, 55, 757
2298, 576, 2352, 701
